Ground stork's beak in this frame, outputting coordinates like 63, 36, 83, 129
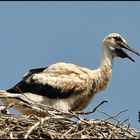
115, 41, 140, 62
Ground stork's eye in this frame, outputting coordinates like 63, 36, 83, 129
113, 36, 122, 41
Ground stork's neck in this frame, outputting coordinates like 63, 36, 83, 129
93, 44, 114, 92
101, 44, 114, 70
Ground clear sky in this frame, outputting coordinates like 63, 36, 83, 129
0, 1, 140, 130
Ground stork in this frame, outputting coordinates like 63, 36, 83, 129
0, 33, 140, 115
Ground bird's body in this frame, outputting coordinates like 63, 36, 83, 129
6, 60, 112, 112
0, 32, 140, 115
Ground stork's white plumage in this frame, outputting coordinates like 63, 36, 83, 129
1, 33, 140, 115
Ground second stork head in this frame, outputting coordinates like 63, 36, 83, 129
103, 33, 140, 62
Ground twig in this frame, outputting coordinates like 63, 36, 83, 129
0, 92, 53, 116
0, 93, 34, 105
75, 100, 108, 115
105, 109, 129, 121
0, 103, 13, 114
24, 116, 49, 139
24, 120, 41, 139
97, 110, 120, 123
119, 118, 129, 126
9, 132, 14, 139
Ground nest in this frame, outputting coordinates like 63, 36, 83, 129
0, 99, 139, 139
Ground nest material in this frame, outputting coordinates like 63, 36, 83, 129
0, 103, 139, 139
0, 93, 139, 139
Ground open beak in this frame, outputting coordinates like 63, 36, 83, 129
115, 42, 140, 62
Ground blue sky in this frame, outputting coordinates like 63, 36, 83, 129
0, 1, 140, 130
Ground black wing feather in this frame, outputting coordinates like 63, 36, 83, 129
7, 67, 75, 99
29, 67, 47, 73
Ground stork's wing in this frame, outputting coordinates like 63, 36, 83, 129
7, 63, 88, 99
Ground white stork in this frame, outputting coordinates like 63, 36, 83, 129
0, 33, 140, 114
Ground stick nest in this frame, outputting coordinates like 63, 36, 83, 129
0, 100, 139, 139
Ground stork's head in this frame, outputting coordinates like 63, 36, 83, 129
103, 33, 140, 62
